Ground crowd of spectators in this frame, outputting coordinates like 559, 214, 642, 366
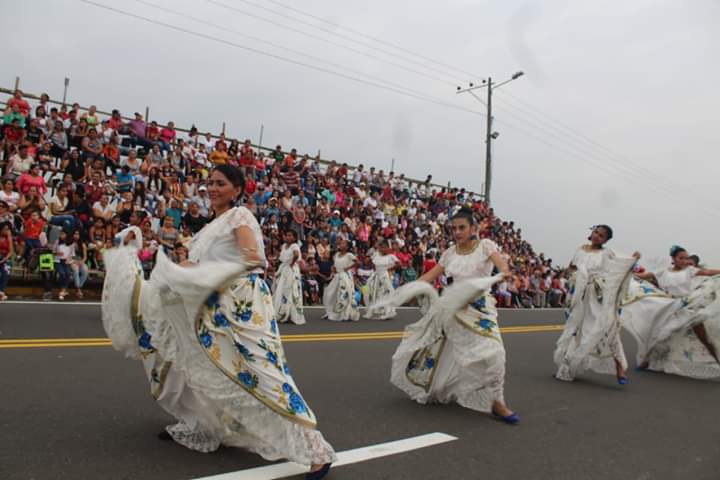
0, 89, 570, 306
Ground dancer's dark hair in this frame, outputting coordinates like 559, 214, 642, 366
588, 224, 613, 242
213, 164, 245, 191
451, 207, 476, 225
669, 245, 687, 258
688, 254, 700, 266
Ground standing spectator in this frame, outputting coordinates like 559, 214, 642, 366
69, 230, 89, 299
0, 221, 13, 301
54, 230, 73, 300
49, 121, 69, 160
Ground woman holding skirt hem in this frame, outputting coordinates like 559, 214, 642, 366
624, 246, 720, 378
102, 165, 334, 479
273, 230, 306, 325
553, 225, 640, 385
382, 208, 519, 424
323, 239, 360, 321
364, 240, 399, 320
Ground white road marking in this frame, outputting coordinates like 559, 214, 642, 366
0, 300, 563, 311
191, 432, 458, 480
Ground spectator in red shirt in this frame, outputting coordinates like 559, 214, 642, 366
284, 148, 298, 168
107, 109, 124, 131
7, 90, 30, 118
23, 211, 46, 250
282, 166, 300, 194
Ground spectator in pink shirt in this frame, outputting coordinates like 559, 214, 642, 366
16, 163, 47, 196
159, 121, 177, 152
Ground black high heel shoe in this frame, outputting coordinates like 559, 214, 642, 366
305, 463, 332, 480
157, 430, 172, 441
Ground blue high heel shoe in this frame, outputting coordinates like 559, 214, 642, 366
492, 408, 520, 425
306, 463, 332, 480
617, 376, 629, 385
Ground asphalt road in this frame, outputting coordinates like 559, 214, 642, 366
1, 304, 718, 480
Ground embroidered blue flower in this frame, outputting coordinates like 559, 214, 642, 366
138, 332, 154, 350
259, 280, 270, 295
471, 297, 486, 310
478, 318, 495, 331
238, 306, 252, 322
199, 331, 213, 348
248, 273, 258, 284
283, 363, 290, 375
266, 351, 278, 366
281, 295, 288, 304
270, 319, 278, 334
424, 357, 435, 369
238, 371, 258, 389
288, 392, 307, 414
234, 342, 255, 361
282, 382, 293, 394
205, 291, 220, 308
640, 285, 655, 294
214, 311, 230, 327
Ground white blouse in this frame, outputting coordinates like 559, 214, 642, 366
188, 207, 266, 268
571, 246, 615, 276
372, 253, 398, 272
439, 239, 499, 281
334, 252, 356, 272
655, 266, 698, 298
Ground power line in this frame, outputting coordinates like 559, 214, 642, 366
492, 91, 720, 213
80, 0, 486, 117
262, 0, 484, 81
206, 0, 459, 87
493, 90, 674, 186
226, 0, 476, 84
131, 0, 462, 108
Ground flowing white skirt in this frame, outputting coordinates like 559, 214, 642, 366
364, 270, 396, 320
622, 276, 720, 379
102, 245, 335, 465
273, 262, 306, 325
323, 271, 360, 321
385, 277, 506, 413
554, 257, 636, 382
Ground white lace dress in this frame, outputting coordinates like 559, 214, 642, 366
323, 252, 360, 321
622, 267, 720, 378
101, 208, 336, 465
554, 246, 636, 382
388, 240, 507, 413
273, 243, 306, 325
364, 253, 398, 320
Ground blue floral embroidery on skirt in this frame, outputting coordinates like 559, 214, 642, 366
205, 291, 220, 308
199, 331, 213, 348
214, 311, 230, 327
138, 332, 154, 350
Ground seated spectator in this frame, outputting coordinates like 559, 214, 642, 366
49, 185, 79, 233
127, 112, 152, 150
182, 201, 207, 234
192, 185, 211, 217
0, 180, 20, 213
209, 141, 229, 165
92, 193, 116, 221
7, 144, 35, 178
16, 175, 45, 219
7, 89, 30, 119
69, 118, 89, 149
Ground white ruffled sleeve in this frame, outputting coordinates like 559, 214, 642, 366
439, 247, 454, 269
222, 207, 259, 235
480, 239, 499, 257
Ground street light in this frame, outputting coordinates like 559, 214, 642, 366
456, 71, 525, 205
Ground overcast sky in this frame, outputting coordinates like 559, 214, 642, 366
3, 0, 719, 268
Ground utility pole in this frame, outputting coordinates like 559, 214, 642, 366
484, 77, 493, 205
456, 71, 524, 206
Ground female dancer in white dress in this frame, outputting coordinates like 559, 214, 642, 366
323, 239, 360, 321
273, 229, 306, 325
102, 165, 334, 479
554, 225, 640, 385
384, 208, 519, 424
364, 240, 399, 320
624, 246, 720, 378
